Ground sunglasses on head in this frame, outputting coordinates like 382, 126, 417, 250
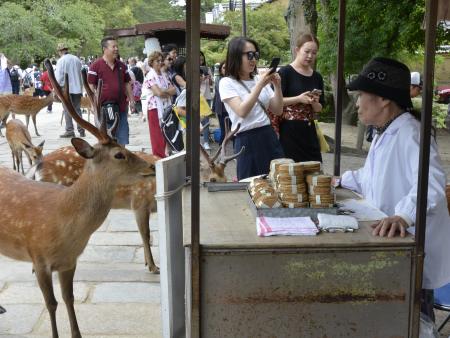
242, 51, 260, 61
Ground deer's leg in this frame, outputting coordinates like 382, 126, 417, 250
58, 266, 81, 338
32, 114, 40, 136
11, 150, 17, 171
134, 206, 159, 273
19, 151, 24, 175
34, 265, 59, 338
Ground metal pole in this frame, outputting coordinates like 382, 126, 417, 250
186, 0, 201, 336
242, 0, 247, 37
334, 0, 345, 176
411, 0, 438, 336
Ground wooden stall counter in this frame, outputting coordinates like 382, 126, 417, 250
183, 187, 416, 337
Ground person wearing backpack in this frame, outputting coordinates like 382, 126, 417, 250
9, 66, 20, 95
22, 66, 34, 92
32, 65, 42, 97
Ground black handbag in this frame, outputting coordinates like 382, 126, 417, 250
101, 101, 120, 124
161, 105, 184, 153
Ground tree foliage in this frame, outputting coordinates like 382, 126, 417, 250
202, 1, 291, 66
316, 0, 448, 76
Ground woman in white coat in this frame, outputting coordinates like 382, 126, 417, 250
340, 57, 450, 321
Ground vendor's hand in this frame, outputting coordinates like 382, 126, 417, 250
331, 176, 341, 188
298, 92, 314, 105
370, 215, 409, 238
310, 92, 321, 103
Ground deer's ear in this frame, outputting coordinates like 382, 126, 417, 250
38, 140, 45, 148
71, 138, 94, 159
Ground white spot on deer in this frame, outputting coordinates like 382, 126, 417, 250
56, 160, 66, 168
68, 165, 73, 171
52, 175, 58, 182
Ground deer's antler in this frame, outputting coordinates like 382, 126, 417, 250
219, 121, 245, 165
81, 68, 106, 134
44, 59, 110, 144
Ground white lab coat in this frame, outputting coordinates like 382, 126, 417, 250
342, 113, 450, 289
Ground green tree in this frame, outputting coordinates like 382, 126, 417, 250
0, 2, 55, 65
0, 1, 105, 65
202, 1, 291, 66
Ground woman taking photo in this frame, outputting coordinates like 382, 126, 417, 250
219, 36, 284, 180
277, 33, 324, 162
143, 51, 176, 158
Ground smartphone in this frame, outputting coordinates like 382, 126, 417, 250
268, 57, 280, 75
311, 89, 322, 96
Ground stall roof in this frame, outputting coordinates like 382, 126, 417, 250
106, 20, 230, 46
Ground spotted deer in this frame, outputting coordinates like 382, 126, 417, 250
27, 146, 160, 273
0, 93, 54, 136
0, 59, 155, 338
5, 119, 44, 174
200, 118, 245, 182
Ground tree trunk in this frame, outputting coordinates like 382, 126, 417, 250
285, 0, 318, 58
330, 73, 355, 125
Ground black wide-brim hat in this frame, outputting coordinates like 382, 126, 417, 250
347, 57, 413, 109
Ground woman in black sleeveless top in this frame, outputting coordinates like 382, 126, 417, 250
277, 33, 324, 162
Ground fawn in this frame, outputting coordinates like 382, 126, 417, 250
5, 119, 44, 174
0, 93, 53, 137
0, 59, 155, 338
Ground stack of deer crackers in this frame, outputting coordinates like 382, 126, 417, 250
274, 162, 309, 208
306, 174, 336, 208
249, 177, 281, 208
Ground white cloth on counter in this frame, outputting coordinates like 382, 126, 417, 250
256, 216, 319, 237
317, 213, 359, 232
337, 198, 387, 221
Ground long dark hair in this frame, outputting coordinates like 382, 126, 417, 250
225, 36, 259, 80
173, 56, 186, 81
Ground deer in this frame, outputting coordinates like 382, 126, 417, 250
0, 93, 53, 137
0, 59, 156, 338
27, 146, 160, 273
5, 119, 45, 174
199, 118, 245, 182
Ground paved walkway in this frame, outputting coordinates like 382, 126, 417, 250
0, 102, 449, 337
0, 103, 162, 338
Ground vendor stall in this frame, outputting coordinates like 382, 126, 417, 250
183, 187, 415, 336
177, 0, 449, 337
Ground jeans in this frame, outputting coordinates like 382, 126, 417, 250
107, 110, 129, 145
64, 93, 84, 134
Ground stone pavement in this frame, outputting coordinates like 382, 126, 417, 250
0, 102, 162, 338
0, 102, 449, 337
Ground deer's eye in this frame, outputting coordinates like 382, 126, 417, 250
114, 152, 126, 160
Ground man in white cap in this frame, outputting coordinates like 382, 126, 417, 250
410, 71, 422, 98
55, 42, 85, 138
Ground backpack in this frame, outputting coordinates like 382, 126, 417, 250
132, 80, 142, 99
161, 105, 184, 153
9, 68, 19, 82
23, 71, 33, 87
33, 71, 42, 89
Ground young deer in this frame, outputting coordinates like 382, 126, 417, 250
5, 119, 45, 174
27, 146, 160, 273
0, 93, 53, 137
199, 120, 245, 182
0, 59, 155, 338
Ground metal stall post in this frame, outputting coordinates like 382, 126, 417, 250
333, 0, 345, 176
411, 0, 439, 336
242, 0, 247, 37
186, 0, 201, 336
156, 152, 187, 337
